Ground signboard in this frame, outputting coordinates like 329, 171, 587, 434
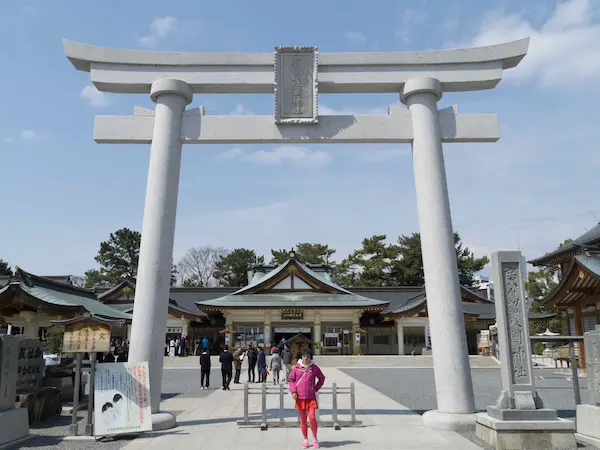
274, 46, 318, 124
94, 362, 152, 436
16, 338, 44, 393
167, 327, 182, 334
355, 332, 361, 342
324, 333, 338, 338
274, 327, 311, 334
0, 334, 19, 411
62, 322, 111, 353
281, 310, 304, 321
425, 324, 431, 349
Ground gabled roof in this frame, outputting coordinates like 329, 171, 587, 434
0, 268, 131, 321
196, 257, 389, 310
383, 285, 492, 315
235, 258, 354, 295
94, 279, 207, 320
539, 253, 600, 308
529, 223, 600, 266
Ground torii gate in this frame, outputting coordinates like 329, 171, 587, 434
63, 38, 529, 431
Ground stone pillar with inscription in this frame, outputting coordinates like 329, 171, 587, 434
476, 250, 575, 449
575, 324, 600, 446
0, 335, 30, 447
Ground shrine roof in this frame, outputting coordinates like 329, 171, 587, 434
539, 253, 600, 308
0, 268, 131, 321
529, 223, 600, 266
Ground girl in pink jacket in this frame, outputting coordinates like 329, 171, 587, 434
289, 352, 325, 449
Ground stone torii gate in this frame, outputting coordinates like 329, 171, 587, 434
63, 39, 529, 431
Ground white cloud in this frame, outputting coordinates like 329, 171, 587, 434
231, 104, 254, 115
216, 146, 332, 169
139, 16, 179, 48
20, 130, 44, 141
80, 85, 110, 108
344, 31, 367, 45
395, 9, 429, 43
471, 0, 600, 87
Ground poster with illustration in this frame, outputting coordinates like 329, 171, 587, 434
94, 362, 152, 436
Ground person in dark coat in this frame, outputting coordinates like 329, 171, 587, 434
282, 344, 293, 382
199, 348, 211, 389
219, 345, 234, 390
257, 347, 267, 383
247, 347, 258, 383
233, 348, 243, 384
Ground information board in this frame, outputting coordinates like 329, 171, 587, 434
63, 322, 111, 353
94, 362, 152, 436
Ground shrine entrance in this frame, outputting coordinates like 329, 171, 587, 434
64, 38, 529, 430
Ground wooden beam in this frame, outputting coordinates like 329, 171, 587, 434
573, 305, 586, 370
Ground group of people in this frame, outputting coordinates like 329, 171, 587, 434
199, 341, 324, 448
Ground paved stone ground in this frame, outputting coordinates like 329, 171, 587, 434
341, 367, 596, 449
21, 368, 222, 450
18, 362, 598, 449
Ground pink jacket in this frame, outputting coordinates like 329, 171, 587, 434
289, 363, 325, 400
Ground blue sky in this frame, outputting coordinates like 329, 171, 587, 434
1, 0, 599, 277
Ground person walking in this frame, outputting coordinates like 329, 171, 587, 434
257, 347, 267, 383
282, 344, 293, 382
289, 352, 325, 449
202, 336, 209, 352
219, 345, 233, 390
233, 348, 243, 384
247, 347, 257, 383
269, 348, 283, 384
168, 338, 176, 357
199, 348, 211, 390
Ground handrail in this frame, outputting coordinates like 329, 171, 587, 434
238, 381, 361, 430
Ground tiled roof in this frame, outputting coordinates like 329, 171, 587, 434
0, 269, 131, 321
196, 292, 388, 309
529, 223, 600, 266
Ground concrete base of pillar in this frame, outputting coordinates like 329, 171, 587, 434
575, 404, 600, 445
475, 412, 575, 450
422, 409, 476, 431
0, 408, 30, 448
152, 411, 176, 431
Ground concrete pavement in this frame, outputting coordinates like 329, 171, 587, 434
121, 367, 483, 450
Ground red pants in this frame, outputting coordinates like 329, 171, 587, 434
298, 407, 318, 439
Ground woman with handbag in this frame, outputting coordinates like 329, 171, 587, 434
289, 352, 325, 449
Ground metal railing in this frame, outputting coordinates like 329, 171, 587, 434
529, 335, 584, 406
237, 382, 362, 430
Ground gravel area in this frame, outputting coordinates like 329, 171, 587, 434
341, 367, 597, 449
21, 368, 223, 449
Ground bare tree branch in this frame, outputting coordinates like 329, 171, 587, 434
177, 245, 228, 287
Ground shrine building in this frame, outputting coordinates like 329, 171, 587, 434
1, 253, 552, 356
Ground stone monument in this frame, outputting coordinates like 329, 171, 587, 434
575, 324, 600, 447
476, 250, 575, 449
0, 334, 30, 447
63, 38, 529, 431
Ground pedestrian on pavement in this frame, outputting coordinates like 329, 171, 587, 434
289, 352, 325, 449
202, 336, 209, 351
269, 348, 282, 384
282, 344, 293, 381
199, 348, 211, 390
233, 348, 243, 384
247, 347, 258, 382
257, 347, 267, 383
168, 338, 176, 357
219, 345, 233, 390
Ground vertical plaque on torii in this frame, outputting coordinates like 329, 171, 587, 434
274, 46, 318, 124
